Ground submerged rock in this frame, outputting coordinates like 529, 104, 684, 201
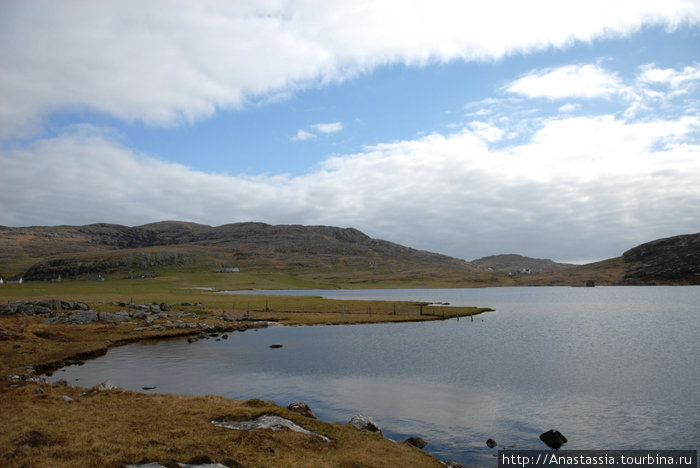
486, 438, 498, 448
539, 429, 567, 450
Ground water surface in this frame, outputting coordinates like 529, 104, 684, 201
49, 287, 700, 466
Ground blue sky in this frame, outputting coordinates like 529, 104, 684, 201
1, 1, 699, 263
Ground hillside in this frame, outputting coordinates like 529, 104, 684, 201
470, 254, 575, 273
1, 222, 698, 287
0, 221, 478, 285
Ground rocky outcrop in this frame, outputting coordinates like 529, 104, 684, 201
622, 233, 700, 284
1, 300, 89, 316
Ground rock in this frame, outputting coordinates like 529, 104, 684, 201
539, 429, 567, 450
94, 380, 119, 391
33, 387, 44, 394
287, 402, 317, 419
212, 414, 330, 442
159, 302, 172, 312
132, 310, 147, 320
269, 344, 283, 349
405, 436, 427, 449
222, 334, 229, 339
99, 312, 130, 323
349, 414, 382, 433
61, 395, 74, 403
55, 379, 69, 386
486, 438, 498, 448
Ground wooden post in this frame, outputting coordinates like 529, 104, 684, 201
419, 304, 423, 316
393, 303, 396, 315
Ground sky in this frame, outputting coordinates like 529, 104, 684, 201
1, 1, 699, 263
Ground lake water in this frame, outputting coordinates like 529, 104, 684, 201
48, 287, 700, 466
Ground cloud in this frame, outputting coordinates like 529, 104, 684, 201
505, 64, 626, 100
291, 129, 317, 142
1, 1, 699, 138
2, 112, 698, 261
311, 122, 343, 134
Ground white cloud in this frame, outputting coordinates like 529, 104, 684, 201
291, 129, 317, 142
505, 64, 626, 100
2, 114, 698, 261
559, 103, 581, 113
1, 0, 698, 138
311, 122, 343, 134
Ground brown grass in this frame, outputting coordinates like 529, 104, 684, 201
1, 385, 442, 468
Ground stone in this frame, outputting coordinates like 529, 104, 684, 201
187, 337, 198, 343
132, 310, 147, 319
539, 429, 567, 450
486, 438, 498, 448
287, 401, 317, 419
159, 302, 172, 312
99, 312, 130, 323
212, 415, 330, 442
348, 414, 381, 433
269, 344, 283, 349
64, 310, 99, 324
62, 395, 74, 403
94, 380, 119, 391
405, 436, 427, 449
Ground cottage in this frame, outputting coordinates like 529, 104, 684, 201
5, 276, 23, 284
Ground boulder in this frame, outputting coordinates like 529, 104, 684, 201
64, 310, 99, 325
539, 429, 567, 450
486, 438, 498, 448
61, 395, 74, 403
287, 402, 317, 419
405, 436, 427, 449
348, 414, 382, 433
94, 380, 119, 391
98, 312, 130, 323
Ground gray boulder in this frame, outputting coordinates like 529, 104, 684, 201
349, 414, 382, 433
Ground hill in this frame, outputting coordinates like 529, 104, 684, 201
1, 222, 698, 287
470, 254, 575, 273
0, 221, 478, 286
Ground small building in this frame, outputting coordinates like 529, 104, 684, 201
216, 267, 240, 273
86, 273, 105, 282
5, 276, 23, 284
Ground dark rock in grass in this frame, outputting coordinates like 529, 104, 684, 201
269, 344, 283, 349
405, 436, 427, 449
486, 438, 498, 448
349, 414, 382, 433
287, 401, 317, 419
540, 429, 567, 450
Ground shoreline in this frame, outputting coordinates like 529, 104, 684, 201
1, 298, 484, 467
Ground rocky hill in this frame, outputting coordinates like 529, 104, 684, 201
622, 233, 700, 285
0, 221, 476, 281
470, 254, 575, 273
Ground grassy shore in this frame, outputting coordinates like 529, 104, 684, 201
1, 278, 489, 467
